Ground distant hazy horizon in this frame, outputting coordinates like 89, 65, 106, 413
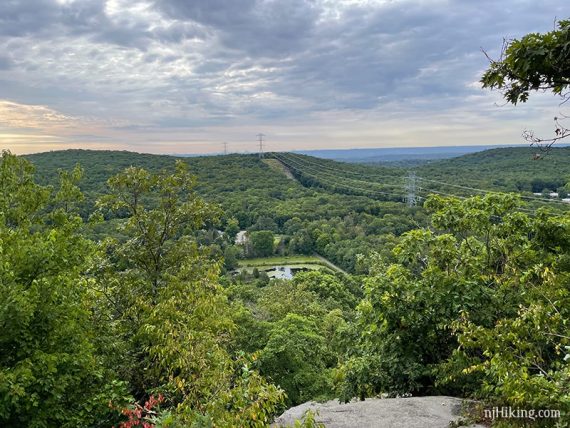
22, 142, 544, 159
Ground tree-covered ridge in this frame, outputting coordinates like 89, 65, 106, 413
26, 149, 391, 221
26, 146, 570, 205
417, 146, 570, 193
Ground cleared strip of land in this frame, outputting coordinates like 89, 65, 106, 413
262, 158, 297, 181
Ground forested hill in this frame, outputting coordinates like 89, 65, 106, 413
26, 146, 570, 202
25, 146, 570, 214
25, 149, 405, 223
417, 146, 570, 193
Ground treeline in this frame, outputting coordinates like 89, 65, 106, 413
417, 146, 570, 194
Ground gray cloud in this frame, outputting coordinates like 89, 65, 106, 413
0, 0, 568, 153
0, 56, 11, 70
0, 0, 59, 37
156, 0, 320, 56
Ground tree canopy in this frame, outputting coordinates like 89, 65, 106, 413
482, 19, 570, 149
3, 147, 570, 426
482, 20, 570, 105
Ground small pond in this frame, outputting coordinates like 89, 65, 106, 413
266, 266, 311, 280
236, 263, 330, 280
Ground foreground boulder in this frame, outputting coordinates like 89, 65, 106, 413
273, 396, 485, 428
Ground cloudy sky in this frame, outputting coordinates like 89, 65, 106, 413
0, 0, 567, 154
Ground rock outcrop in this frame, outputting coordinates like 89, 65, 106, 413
273, 396, 486, 428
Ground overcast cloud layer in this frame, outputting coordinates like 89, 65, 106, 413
0, 0, 567, 154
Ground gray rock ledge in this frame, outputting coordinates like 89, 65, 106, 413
273, 396, 486, 428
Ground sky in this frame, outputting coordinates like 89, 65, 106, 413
0, 0, 567, 155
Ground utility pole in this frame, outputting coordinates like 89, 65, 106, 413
223, 142, 228, 155
405, 171, 418, 207
256, 133, 265, 159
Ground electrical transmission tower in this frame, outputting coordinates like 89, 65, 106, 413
405, 171, 418, 207
256, 133, 265, 159
223, 142, 228, 155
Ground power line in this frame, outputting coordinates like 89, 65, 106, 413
298, 172, 403, 200
274, 153, 570, 218
417, 176, 570, 207
279, 153, 526, 206
415, 188, 566, 218
274, 153, 405, 193
279, 154, 543, 216
223, 142, 228, 155
276, 152, 405, 183
277, 153, 472, 202
278, 152, 570, 210
257, 133, 265, 159
274, 154, 403, 200
405, 172, 418, 207
275, 153, 405, 190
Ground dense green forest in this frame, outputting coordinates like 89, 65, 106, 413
1, 147, 569, 426
25, 149, 426, 274
25, 147, 570, 274
417, 147, 570, 193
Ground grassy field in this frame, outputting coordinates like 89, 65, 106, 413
238, 255, 325, 267
237, 255, 337, 274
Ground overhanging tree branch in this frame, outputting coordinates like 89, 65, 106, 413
481, 19, 570, 156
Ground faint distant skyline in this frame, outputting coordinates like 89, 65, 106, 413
0, 0, 567, 154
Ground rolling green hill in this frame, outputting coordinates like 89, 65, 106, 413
417, 146, 570, 193
26, 146, 570, 208
271, 148, 570, 212
25, 149, 399, 226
